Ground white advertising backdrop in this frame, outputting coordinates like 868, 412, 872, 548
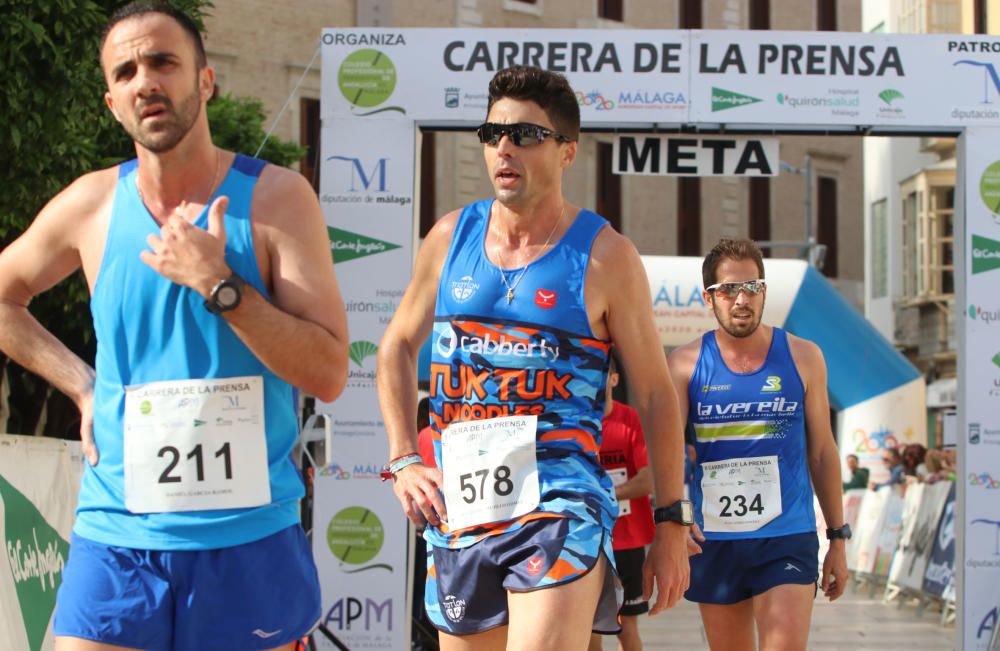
311, 117, 416, 650
959, 127, 1000, 651
0, 435, 82, 651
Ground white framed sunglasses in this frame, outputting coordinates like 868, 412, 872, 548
705, 279, 767, 298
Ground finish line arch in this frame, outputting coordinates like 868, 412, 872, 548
315, 27, 1000, 649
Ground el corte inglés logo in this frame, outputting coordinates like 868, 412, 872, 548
972, 234, 1000, 274
711, 87, 762, 112
327, 226, 401, 264
1, 474, 70, 651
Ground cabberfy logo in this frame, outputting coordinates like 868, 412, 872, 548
435, 324, 560, 361
711, 87, 761, 112
336, 48, 405, 116
972, 234, 1000, 274
2, 474, 70, 651
327, 226, 401, 264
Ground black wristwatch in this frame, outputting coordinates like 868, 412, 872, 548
826, 523, 852, 540
204, 273, 245, 314
653, 499, 694, 526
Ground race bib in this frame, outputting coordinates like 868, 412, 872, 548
123, 376, 270, 514
441, 415, 540, 530
607, 467, 631, 516
700, 455, 782, 533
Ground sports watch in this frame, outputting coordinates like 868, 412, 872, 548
204, 273, 245, 314
826, 523, 852, 540
653, 499, 695, 526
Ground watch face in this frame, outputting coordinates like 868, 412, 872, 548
681, 501, 694, 524
217, 285, 239, 307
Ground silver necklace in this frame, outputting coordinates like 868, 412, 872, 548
496, 204, 565, 304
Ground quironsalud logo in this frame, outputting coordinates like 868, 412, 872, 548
1, 474, 70, 651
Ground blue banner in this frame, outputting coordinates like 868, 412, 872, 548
922, 482, 956, 599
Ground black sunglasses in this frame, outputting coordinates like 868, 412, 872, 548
476, 122, 573, 147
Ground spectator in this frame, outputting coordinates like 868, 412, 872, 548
842, 454, 869, 491
902, 443, 927, 480
870, 448, 904, 490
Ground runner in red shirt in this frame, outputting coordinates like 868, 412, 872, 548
589, 357, 655, 651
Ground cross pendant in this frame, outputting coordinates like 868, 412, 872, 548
506, 288, 514, 304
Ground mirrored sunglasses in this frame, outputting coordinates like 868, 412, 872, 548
476, 122, 572, 147
706, 279, 767, 298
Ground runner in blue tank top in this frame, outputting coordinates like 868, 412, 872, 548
0, 5, 348, 650
668, 238, 849, 651
377, 66, 695, 650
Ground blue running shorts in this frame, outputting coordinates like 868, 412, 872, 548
685, 531, 819, 605
425, 516, 622, 635
53, 524, 321, 651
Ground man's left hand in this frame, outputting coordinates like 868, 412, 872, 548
821, 541, 849, 601
141, 196, 232, 296
641, 522, 691, 615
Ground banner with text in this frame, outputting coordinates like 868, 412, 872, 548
322, 28, 1000, 129
614, 135, 778, 176
311, 117, 416, 650
0, 435, 82, 651
960, 128, 1000, 651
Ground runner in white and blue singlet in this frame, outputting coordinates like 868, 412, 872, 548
669, 238, 848, 651
377, 66, 693, 651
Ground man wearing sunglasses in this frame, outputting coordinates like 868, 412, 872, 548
668, 238, 848, 651
378, 66, 692, 650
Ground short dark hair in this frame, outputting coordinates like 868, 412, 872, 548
101, 2, 207, 69
487, 66, 580, 141
846, 454, 859, 462
702, 238, 765, 289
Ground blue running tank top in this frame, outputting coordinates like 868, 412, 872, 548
427, 199, 615, 550
687, 328, 816, 540
75, 155, 302, 550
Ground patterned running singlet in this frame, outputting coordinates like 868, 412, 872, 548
426, 199, 616, 549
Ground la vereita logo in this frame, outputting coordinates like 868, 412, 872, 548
337, 48, 405, 116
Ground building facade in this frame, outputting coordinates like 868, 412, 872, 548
862, 0, 999, 445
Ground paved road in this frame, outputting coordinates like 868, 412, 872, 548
597, 587, 955, 650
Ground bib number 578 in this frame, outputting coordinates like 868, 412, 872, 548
459, 465, 514, 504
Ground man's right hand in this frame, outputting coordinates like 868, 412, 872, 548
391, 463, 447, 528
